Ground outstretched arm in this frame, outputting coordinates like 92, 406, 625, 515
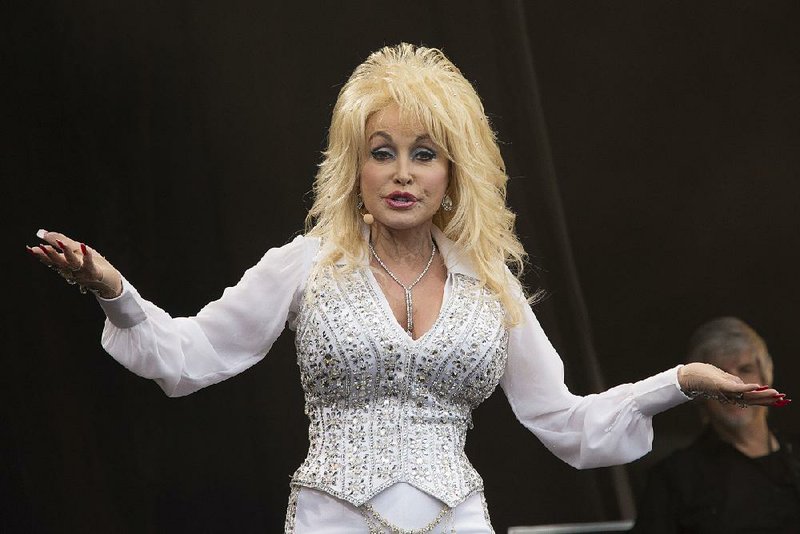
27, 229, 318, 397
500, 300, 782, 468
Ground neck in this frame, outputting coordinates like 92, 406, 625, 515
710, 411, 775, 458
369, 223, 435, 266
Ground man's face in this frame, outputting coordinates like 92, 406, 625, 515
706, 351, 767, 431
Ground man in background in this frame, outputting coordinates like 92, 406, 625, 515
633, 317, 799, 533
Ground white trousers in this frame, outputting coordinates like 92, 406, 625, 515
288, 482, 494, 533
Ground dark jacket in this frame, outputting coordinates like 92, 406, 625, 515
633, 428, 800, 534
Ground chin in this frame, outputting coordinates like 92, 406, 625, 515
710, 404, 762, 431
373, 213, 434, 231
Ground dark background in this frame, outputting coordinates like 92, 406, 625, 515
3, 1, 798, 532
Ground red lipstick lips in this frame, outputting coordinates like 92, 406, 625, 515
384, 191, 417, 209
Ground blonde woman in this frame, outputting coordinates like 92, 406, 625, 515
28, 44, 785, 533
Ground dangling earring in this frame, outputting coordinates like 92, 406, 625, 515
357, 193, 373, 224
441, 194, 453, 212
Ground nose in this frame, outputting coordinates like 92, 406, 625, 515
394, 156, 413, 185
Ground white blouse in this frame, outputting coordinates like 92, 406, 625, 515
97, 227, 689, 495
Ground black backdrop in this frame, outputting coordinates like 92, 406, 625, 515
4, 1, 798, 532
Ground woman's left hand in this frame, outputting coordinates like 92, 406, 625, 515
678, 362, 789, 407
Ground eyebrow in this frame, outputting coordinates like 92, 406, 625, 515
367, 131, 433, 144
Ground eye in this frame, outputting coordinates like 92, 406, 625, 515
370, 147, 395, 161
412, 147, 437, 162
739, 364, 755, 374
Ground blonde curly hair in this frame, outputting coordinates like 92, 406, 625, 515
306, 43, 529, 324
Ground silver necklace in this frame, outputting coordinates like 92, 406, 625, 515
368, 239, 437, 337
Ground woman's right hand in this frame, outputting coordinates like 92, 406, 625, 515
27, 229, 123, 299
677, 362, 786, 407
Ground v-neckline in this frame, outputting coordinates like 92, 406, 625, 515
363, 266, 453, 346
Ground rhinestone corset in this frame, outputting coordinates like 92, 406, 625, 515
291, 266, 508, 507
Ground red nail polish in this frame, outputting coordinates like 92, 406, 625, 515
773, 394, 786, 399
26, 246, 37, 257
80, 243, 88, 255
754, 386, 770, 391
37, 245, 48, 253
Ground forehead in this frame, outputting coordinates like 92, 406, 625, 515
365, 106, 427, 137
710, 350, 758, 371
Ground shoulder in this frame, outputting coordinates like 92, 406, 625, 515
257, 234, 321, 266
287, 233, 321, 254
242, 235, 322, 293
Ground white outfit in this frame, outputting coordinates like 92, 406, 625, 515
292, 483, 492, 533
96, 226, 689, 532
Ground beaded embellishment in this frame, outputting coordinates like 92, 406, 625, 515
284, 484, 300, 533
291, 266, 508, 508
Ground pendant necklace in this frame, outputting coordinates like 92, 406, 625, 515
369, 239, 437, 337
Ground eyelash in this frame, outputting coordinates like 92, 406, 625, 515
370, 148, 394, 161
370, 147, 437, 162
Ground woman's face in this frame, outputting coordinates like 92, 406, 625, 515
359, 106, 449, 232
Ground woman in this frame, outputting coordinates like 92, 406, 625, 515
28, 44, 784, 533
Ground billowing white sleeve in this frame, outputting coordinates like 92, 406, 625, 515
96, 235, 318, 397
500, 300, 690, 469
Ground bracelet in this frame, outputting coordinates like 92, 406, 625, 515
49, 264, 103, 296
685, 390, 748, 408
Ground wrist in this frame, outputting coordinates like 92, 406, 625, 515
83, 269, 123, 299
96, 285, 122, 299
95, 274, 123, 299
677, 363, 689, 392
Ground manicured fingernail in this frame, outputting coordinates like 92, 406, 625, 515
81, 243, 88, 255
754, 386, 770, 391
36, 229, 47, 239
37, 245, 48, 253
773, 394, 786, 399
773, 399, 791, 407
26, 246, 37, 256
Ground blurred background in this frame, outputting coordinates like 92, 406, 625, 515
3, 1, 798, 532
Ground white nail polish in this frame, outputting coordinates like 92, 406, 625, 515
36, 229, 47, 239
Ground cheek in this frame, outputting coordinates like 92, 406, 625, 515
423, 162, 450, 192
359, 163, 381, 192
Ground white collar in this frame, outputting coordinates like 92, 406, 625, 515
429, 225, 478, 279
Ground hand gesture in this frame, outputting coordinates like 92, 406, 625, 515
678, 362, 790, 407
27, 230, 123, 299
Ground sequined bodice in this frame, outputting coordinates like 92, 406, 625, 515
291, 266, 508, 507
